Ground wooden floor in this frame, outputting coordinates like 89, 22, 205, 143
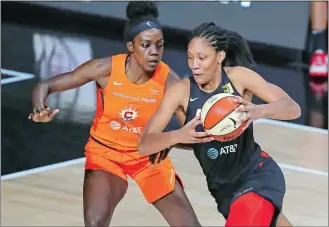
1, 121, 328, 226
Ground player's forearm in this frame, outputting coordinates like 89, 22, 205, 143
138, 130, 180, 156
32, 81, 50, 110
260, 97, 301, 120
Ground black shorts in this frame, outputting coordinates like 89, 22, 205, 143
209, 155, 286, 227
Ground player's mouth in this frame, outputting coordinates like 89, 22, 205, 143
148, 60, 159, 67
193, 73, 202, 77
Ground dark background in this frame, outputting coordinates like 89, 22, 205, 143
27, 1, 310, 50
1, 2, 323, 175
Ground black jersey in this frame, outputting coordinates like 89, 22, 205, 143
184, 70, 262, 189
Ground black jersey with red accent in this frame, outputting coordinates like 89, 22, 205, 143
184, 70, 262, 189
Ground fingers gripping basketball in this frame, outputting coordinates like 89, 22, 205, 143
200, 93, 247, 142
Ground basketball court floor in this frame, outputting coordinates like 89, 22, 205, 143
1, 120, 328, 226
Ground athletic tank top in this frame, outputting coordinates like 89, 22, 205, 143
184, 69, 262, 189
89, 54, 169, 151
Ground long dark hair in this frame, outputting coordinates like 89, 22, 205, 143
188, 22, 255, 67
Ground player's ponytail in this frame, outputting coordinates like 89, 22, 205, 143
188, 22, 255, 68
225, 29, 255, 67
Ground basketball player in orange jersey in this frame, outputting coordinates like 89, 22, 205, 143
138, 22, 300, 227
28, 2, 201, 226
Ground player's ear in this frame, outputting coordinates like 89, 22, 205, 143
126, 41, 133, 52
217, 51, 226, 64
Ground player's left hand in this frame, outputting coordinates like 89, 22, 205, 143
149, 147, 172, 165
234, 97, 264, 130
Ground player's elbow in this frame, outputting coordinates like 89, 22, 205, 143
291, 101, 301, 119
137, 145, 148, 156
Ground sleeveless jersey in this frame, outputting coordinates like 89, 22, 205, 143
90, 54, 169, 151
184, 70, 262, 189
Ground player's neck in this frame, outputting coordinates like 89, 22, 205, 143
200, 67, 222, 93
125, 56, 152, 85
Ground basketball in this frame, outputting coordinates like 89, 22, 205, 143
200, 93, 247, 142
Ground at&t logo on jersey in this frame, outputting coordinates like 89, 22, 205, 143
110, 120, 142, 134
119, 106, 138, 121
220, 144, 238, 155
110, 121, 121, 130
207, 144, 238, 159
207, 148, 219, 159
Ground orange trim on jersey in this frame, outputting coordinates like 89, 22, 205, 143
89, 54, 170, 151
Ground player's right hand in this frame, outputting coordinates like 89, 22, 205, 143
28, 106, 59, 123
177, 114, 214, 144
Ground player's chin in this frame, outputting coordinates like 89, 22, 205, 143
194, 75, 208, 85
144, 64, 158, 72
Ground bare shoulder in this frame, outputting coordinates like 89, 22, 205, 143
74, 57, 111, 76
224, 66, 259, 97
160, 76, 190, 118
168, 68, 181, 81
225, 66, 258, 79
165, 68, 183, 91
166, 75, 190, 94
76, 57, 112, 88
84, 57, 112, 74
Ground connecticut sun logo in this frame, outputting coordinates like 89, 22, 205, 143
119, 106, 138, 121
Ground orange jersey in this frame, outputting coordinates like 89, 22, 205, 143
89, 54, 169, 151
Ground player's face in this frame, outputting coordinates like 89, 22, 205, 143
187, 37, 221, 85
131, 29, 164, 72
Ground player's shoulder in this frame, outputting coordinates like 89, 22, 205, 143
225, 66, 261, 84
167, 68, 180, 80
162, 76, 189, 107
82, 56, 111, 67
164, 67, 186, 91
173, 76, 190, 89
165, 67, 180, 83
165, 75, 190, 95
225, 66, 256, 76
77, 57, 112, 77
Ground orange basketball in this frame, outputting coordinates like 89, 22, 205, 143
200, 93, 247, 142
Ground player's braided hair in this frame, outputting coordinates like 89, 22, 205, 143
188, 22, 255, 68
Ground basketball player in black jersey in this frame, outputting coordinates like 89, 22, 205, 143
138, 23, 300, 226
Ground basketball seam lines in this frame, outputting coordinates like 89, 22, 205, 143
216, 123, 245, 137
205, 107, 238, 130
